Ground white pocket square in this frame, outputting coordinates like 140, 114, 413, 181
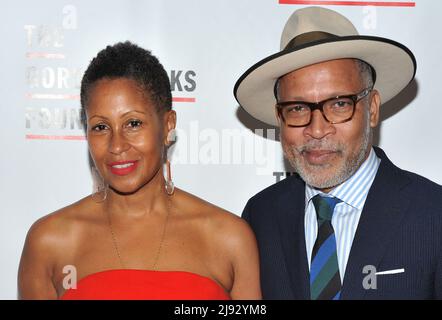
375, 268, 405, 275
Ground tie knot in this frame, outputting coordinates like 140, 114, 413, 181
312, 195, 342, 221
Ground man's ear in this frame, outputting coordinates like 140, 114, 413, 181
275, 105, 283, 127
369, 90, 381, 128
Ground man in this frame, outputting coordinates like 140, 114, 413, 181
234, 6, 442, 299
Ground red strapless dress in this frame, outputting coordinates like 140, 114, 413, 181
60, 269, 230, 300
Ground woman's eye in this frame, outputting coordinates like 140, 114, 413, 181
127, 119, 142, 128
91, 124, 108, 131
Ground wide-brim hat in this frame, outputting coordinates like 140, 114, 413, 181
234, 6, 416, 126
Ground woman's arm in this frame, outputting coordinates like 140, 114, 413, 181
225, 218, 262, 300
18, 218, 58, 299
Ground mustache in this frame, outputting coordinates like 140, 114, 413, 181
293, 140, 344, 154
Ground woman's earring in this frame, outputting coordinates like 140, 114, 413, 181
165, 159, 174, 195
166, 128, 176, 144
165, 129, 176, 196
91, 166, 107, 203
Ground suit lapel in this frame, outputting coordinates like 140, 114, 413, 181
341, 147, 412, 299
276, 175, 310, 299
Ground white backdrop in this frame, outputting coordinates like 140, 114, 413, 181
1, 0, 440, 299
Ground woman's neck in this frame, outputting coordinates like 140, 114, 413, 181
101, 169, 169, 220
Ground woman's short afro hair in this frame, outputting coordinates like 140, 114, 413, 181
80, 41, 172, 120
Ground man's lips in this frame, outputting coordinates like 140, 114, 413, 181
107, 160, 139, 176
302, 150, 337, 164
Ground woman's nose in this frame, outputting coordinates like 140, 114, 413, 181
108, 131, 130, 154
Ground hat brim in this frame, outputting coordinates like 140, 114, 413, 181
234, 35, 416, 126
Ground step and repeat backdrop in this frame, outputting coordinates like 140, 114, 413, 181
1, 0, 440, 299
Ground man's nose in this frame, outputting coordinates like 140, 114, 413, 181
303, 110, 335, 139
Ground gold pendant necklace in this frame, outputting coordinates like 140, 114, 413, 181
106, 197, 172, 270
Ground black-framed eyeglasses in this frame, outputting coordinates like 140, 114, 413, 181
276, 87, 373, 127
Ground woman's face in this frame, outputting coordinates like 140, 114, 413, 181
86, 77, 174, 194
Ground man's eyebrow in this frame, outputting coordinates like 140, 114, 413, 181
284, 91, 357, 102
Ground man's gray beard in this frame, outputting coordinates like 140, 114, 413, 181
282, 116, 372, 190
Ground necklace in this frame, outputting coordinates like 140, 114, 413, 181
106, 197, 172, 270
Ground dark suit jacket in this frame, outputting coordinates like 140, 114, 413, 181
242, 147, 442, 299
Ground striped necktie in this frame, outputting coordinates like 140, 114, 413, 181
310, 194, 342, 300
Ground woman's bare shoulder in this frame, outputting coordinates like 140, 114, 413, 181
173, 188, 255, 246
173, 188, 235, 218
18, 196, 100, 299
24, 195, 99, 251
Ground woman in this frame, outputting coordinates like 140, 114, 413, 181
18, 42, 261, 300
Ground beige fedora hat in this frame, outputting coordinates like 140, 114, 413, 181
234, 6, 416, 126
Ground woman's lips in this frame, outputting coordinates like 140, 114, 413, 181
303, 150, 337, 165
108, 160, 139, 176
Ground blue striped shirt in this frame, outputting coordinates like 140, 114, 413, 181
305, 147, 381, 283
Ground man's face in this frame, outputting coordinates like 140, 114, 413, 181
277, 59, 380, 192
